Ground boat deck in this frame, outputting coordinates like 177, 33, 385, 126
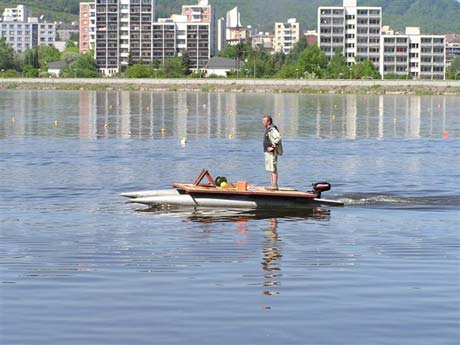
172, 183, 319, 199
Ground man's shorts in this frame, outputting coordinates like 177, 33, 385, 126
264, 152, 278, 172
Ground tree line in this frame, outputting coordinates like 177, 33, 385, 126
0, 38, 97, 77
1, 37, 459, 80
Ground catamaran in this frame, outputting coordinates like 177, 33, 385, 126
121, 169, 344, 209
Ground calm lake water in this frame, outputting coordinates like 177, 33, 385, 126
0, 90, 459, 345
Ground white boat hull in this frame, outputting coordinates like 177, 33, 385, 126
123, 190, 342, 209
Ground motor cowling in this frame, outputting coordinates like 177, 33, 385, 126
312, 182, 331, 194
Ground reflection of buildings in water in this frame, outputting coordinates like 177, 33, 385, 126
378, 95, 384, 139
175, 93, 188, 138
273, 94, 299, 138
79, 91, 96, 140
408, 96, 421, 138
315, 95, 427, 139
262, 218, 281, 296
224, 93, 238, 139
171, 92, 237, 139
345, 95, 357, 139
74, 92, 455, 140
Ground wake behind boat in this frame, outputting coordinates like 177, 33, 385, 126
121, 169, 344, 209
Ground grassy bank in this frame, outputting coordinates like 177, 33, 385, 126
1, 78, 460, 95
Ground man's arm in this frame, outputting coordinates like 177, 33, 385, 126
268, 127, 281, 145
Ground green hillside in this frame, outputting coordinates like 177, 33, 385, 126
0, 0, 459, 33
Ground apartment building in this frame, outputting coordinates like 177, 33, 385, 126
446, 42, 460, 65
93, 0, 156, 76
252, 32, 274, 51
91, 0, 218, 76
79, 2, 95, 53
318, 0, 381, 67
152, 18, 177, 64
407, 27, 445, 80
274, 18, 300, 54
226, 7, 248, 46
181, 0, 216, 56
181, 0, 212, 23
56, 22, 79, 42
152, 14, 211, 72
2, 5, 30, 22
0, 6, 55, 53
380, 27, 409, 77
380, 27, 445, 80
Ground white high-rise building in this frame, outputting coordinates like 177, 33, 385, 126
2, 5, 30, 22
94, 0, 156, 76
274, 18, 300, 54
380, 27, 445, 80
318, 0, 382, 67
225, 7, 247, 46
217, 17, 226, 52
0, 5, 55, 53
152, 14, 212, 72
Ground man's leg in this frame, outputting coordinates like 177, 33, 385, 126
271, 172, 278, 187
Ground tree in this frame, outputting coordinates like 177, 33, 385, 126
326, 49, 348, 79
124, 64, 154, 78
0, 38, 17, 70
37, 46, 61, 69
286, 37, 308, 64
161, 57, 185, 78
73, 51, 98, 77
350, 59, 380, 79
181, 50, 192, 75
22, 64, 39, 78
219, 44, 239, 59
446, 57, 460, 79
22, 48, 40, 69
297, 44, 328, 78
65, 40, 77, 49
275, 63, 298, 79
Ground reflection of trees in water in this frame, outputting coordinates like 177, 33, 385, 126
262, 218, 282, 296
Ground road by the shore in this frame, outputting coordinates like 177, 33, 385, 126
1, 78, 459, 95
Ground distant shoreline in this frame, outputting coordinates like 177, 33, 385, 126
1, 78, 459, 95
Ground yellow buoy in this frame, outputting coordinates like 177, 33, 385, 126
54, 120, 59, 126
161, 128, 166, 133
228, 134, 233, 139
104, 123, 109, 128
181, 137, 187, 145
220, 182, 228, 188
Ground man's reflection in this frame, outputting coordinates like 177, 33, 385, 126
262, 218, 281, 296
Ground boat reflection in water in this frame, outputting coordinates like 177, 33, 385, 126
137, 206, 330, 300
262, 217, 281, 297
136, 206, 330, 221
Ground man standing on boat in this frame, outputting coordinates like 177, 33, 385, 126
262, 115, 283, 191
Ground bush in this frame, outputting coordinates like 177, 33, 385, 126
124, 64, 153, 78
1, 69, 19, 77
22, 64, 39, 78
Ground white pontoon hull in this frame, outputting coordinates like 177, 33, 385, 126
122, 189, 343, 209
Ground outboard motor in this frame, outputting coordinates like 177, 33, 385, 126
312, 182, 331, 197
